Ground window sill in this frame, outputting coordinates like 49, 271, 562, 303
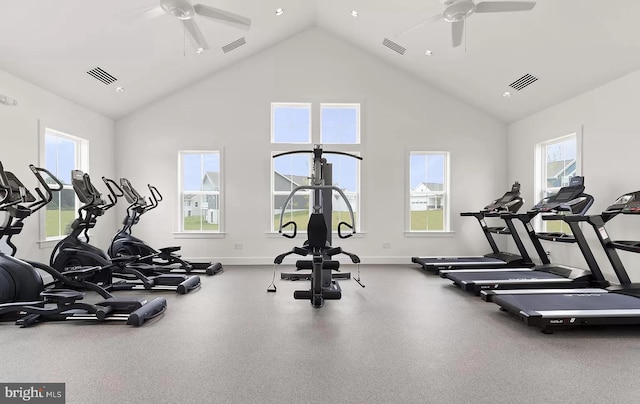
404, 231, 456, 237
172, 232, 226, 239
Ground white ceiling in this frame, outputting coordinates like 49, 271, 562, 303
1, 0, 639, 123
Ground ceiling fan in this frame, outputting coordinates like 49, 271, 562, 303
398, 0, 536, 48
145, 0, 252, 53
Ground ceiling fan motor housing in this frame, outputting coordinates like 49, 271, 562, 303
443, 0, 476, 22
160, 0, 195, 20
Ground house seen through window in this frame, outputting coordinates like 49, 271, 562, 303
180, 151, 221, 232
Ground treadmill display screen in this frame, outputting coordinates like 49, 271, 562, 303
554, 189, 576, 202
499, 194, 514, 203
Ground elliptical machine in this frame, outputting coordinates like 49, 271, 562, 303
270, 145, 363, 308
0, 163, 166, 327
106, 177, 222, 276
50, 170, 201, 294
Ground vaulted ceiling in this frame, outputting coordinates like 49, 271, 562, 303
1, 0, 639, 123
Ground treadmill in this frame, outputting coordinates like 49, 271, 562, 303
491, 190, 640, 332
411, 182, 535, 273
442, 176, 595, 294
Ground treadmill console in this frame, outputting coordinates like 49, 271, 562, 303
616, 191, 640, 214
531, 176, 591, 214
482, 181, 523, 213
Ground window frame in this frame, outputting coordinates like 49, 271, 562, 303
39, 126, 89, 242
534, 132, 582, 232
407, 151, 451, 233
177, 150, 223, 234
270, 102, 362, 233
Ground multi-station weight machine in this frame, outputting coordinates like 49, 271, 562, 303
268, 145, 364, 307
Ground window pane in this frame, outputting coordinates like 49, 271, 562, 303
545, 137, 576, 188
273, 152, 311, 231
541, 135, 577, 234
45, 133, 76, 184
202, 154, 220, 192
44, 130, 82, 239
180, 152, 221, 232
183, 194, 219, 231
410, 153, 446, 231
273, 154, 309, 192
273, 105, 311, 143
274, 193, 310, 232
321, 106, 358, 144
182, 154, 202, 192
325, 154, 358, 229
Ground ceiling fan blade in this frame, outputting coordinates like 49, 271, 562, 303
193, 4, 251, 30
141, 6, 167, 20
395, 14, 443, 37
475, 1, 536, 13
182, 19, 209, 51
451, 19, 464, 47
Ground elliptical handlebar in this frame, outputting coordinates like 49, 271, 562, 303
27, 165, 64, 214
146, 184, 162, 211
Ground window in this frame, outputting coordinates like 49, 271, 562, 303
42, 128, 88, 239
536, 133, 580, 233
271, 103, 361, 232
408, 152, 449, 232
271, 103, 311, 143
321, 104, 360, 144
179, 151, 221, 232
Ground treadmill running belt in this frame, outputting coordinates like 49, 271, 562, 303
494, 292, 640, 312
417, 257, 504, 264
448, 270, 563, 283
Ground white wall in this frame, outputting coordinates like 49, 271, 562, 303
116, 27, 508, 265
508, 67, 640, 282
0, 69, 116, 264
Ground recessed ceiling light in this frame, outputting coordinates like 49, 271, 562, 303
425, 50, 433, 56
502, 91, 512, 98
196, 47, 205, 54
350, 10, 358, 17
275, 8, 284, 16
115, 86, 125, 93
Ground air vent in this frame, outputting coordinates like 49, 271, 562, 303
222, 37, 246, 54
382, 38, 406, 55
87, 67, 117, 85
509, 73, 538, 91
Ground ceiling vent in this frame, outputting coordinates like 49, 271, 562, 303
222, 37, 246, 54
509, 73, 538, 91
382, 38, 406, 55
87, 67, 118, 85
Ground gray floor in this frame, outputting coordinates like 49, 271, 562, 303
2, 264, 640, 404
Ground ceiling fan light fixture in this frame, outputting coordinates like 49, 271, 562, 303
275, 8, 284, 16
